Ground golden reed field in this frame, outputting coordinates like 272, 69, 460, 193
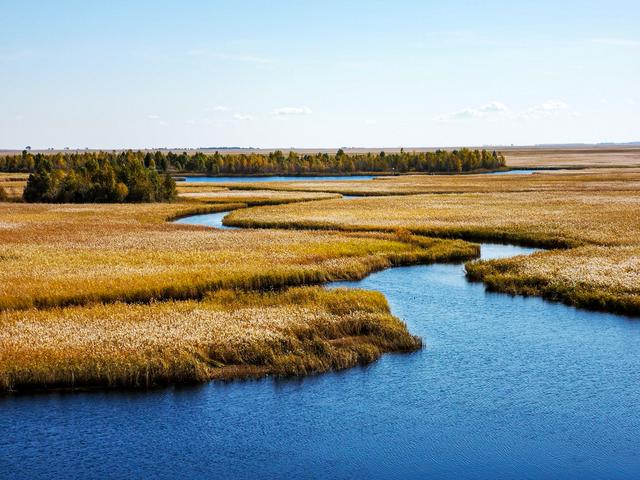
0, 202, 475, 311
1, 287, 420, 391
2, 154, 640, 392
226, 170, 640, 315
0, 199, 474, 391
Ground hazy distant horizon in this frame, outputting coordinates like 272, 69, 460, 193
3, 142, 640, 155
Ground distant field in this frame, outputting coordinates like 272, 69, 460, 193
0, 173, 27, 200
218, 168, 640, 196
503, 147, 640, 168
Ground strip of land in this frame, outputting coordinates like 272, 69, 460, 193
0, 287, 421, 392
225, 169, 640, 315
0, 202, 475, 311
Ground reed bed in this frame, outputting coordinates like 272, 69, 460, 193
0, 287, 421, 392
221, 169, 640, 196
0, 202, 477, 311
225, 190, 640, 247
503, 147, 640, 168
0, 172, 29, 181
226, 172, 640, 315
178, 189, 341, 205
0, 180, 26, 199
466, 245, 640, 315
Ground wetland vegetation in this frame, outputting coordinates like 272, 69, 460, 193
0, 287, 420, 392
225, 170, 640, 316
1, 151, 639, 392
0, 199, 473, 392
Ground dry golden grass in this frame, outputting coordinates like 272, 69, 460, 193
226, 171, 640, 315
0, 173, 28, 199
175, 182, 228, 192
0, 202, 477, 311
220, 169, 640, 196
0, 287, 420, 392
466, 246, 640, 315
5, 164, 639, 393
178, 188, 341, 205
0, 180, 26, 199
0, 172, 29, 181
225, 190, 640, 247
503, 147, 640, 168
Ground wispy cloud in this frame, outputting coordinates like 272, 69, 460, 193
436, 100, 572, 122
208, 105, 229, 112
146, 114, 168, 126
272, 106, 312, 117
517, 100, 569, 120
233, 113, 254, 121
436, 101, 509, 121
591, 37, 640, 47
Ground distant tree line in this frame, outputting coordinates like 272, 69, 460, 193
21, 153, 176, 203
1, 148, 506, 177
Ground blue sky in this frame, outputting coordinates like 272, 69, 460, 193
1, 0, 638, 149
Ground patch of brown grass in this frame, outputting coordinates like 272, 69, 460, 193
0, 202, 477, 311
0, 287, 421, 392
178, 189, 341, 205
225, 171, 640, 315
217, 169, 640, 196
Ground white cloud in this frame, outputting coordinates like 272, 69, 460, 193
437, 100, 572, 122
272, 106, 313, 116
437, 101, 509, 121
517, 100, 569, 120
147, 115, 160, 120
592, 38, 640, 47
209, 105, 229, 112
233, 113, 254, 121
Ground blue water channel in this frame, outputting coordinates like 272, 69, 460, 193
2, 213, 639, 479
181, 175, 378, 182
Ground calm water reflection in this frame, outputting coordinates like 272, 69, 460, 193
2, 243, 639, 479
181, 175, 378, 182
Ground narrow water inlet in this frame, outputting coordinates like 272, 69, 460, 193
173, 210, 237, 229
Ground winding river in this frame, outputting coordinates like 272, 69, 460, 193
2, 208, 640, 479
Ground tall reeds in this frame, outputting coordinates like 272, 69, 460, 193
0, 287, 420, 392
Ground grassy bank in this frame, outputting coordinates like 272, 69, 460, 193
224, 172, 640, 316
0, 287, 421, 392
177, 188, 342, 206
466, 245, 640, 316
0, 202, 478, 311
214, 169, 640, 197
225, 190, 640, 247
